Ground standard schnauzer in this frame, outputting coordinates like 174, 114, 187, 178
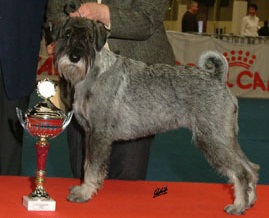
53, 17, 259, 215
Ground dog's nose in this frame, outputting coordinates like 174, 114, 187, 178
69, 53, 81, 63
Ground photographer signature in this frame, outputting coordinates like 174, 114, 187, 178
153, 185, 168, 198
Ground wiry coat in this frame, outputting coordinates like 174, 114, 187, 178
54, 17, 259, 215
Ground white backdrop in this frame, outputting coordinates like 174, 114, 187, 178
166, 31, 269, 98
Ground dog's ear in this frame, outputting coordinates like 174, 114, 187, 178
93, 21, 110, 51
64, 1, 81, 14
49, 17, 69, 42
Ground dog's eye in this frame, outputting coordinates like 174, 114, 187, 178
64, 29, 71, 39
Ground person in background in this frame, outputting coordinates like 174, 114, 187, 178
0, 1, 47, 175
241, 4, 259, 37
181, 1, 199, 33
258, 20, 269, 37
45, 0, 176, 180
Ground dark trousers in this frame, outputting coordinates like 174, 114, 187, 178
67, 117, 153, 180
0, 69, 29, 175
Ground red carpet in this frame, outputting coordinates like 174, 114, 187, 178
0, 176, 268, 218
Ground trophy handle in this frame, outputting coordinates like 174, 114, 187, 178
16, 107, 26, 129
62, 110, 74, 130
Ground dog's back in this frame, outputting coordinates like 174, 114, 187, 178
103, 51, 234, 140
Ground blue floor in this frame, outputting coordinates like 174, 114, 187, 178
22, 97, 269, 184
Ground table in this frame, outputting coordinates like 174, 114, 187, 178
0, 176, 268, 218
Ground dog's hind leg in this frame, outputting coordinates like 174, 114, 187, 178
230, 124, 259, 209
229, 98, 260, 174
225, 98, 259, 209
192, 122, 258, 215
67, 133, 112, 202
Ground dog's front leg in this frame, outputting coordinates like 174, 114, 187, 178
67, 133, 112, 202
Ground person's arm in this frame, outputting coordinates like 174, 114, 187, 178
257, 17, 260, 31
108, 0, 169, 40
70, 0, 169, 41
108, 4, 154, 40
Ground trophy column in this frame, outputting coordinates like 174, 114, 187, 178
22, 137, 54, 211
31, 137, 50, 199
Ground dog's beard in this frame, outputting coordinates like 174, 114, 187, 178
57, 55, 88, 86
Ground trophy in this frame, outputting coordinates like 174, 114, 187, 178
16, 79, 73, 211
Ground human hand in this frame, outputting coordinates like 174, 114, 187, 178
69, 3, 110, 27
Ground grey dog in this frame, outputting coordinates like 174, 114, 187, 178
53, 17, 259, 215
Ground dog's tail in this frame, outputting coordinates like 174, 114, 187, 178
197, 51, 228, 82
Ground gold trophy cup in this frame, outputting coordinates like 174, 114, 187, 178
16, 79, 73, 211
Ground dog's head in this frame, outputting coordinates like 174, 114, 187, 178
53, 17, 109, 85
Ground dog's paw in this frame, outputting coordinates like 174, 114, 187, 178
67, 185, 93, 203
248, 189, 257, 208
224, 204, 246, 215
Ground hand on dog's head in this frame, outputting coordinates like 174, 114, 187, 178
51, 17, 110, 52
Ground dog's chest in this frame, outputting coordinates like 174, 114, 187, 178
73, 82, 93, 120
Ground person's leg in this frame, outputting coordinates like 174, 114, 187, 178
67, 117, 85, 179
108, 136, 154, 180
0, 69, 29, 175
